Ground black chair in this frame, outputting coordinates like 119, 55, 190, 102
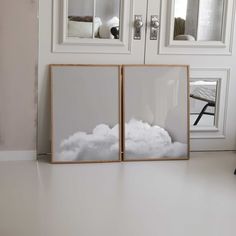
190, 94, 216, 126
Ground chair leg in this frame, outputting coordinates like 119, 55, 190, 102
234, 169, 236, 175
193, 104, 209, 126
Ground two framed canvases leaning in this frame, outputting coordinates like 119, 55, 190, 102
51, 64, 190, 163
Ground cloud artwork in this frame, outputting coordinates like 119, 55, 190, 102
59, 119, 187, 161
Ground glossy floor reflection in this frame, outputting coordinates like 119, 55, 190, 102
0, 152, 236, 236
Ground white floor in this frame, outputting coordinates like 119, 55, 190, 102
0, 152, 236, 236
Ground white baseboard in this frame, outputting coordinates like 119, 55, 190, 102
0, 151, 37, 161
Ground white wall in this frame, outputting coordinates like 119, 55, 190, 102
0, 0, 37, 158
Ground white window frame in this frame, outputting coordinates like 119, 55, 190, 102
158, 0, 236, 55
190, 68, 230, 139
52, 0, 133, 54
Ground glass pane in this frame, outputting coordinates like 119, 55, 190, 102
51, 66, 120, 163
190, 80, 218, 127
68, 0, 95, 38
123, 66, 189, 160
96, 0, 120, 39
197, 0, 224, 41
67, 0, 121, 39
173, 0, 224, 41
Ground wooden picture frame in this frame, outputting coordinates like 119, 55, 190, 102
51, 64, 190, 163
50, 64, 122, 163
122, 65, 190, 161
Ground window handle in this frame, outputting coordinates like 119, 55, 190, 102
134, 15, 143, 40
150, 15, 160, 40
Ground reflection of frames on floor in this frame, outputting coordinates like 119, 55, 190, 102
190, 94, 215, 126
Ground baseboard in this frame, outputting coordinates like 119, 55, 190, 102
0, 151, 37, 161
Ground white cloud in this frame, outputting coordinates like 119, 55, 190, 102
58, 119, 187, 161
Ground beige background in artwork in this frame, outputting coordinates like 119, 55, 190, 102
0, 0, 37, 152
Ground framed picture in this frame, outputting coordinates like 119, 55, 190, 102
51, 65, 122, 163
51, 64, 190, 163
122, 65, 190, 161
